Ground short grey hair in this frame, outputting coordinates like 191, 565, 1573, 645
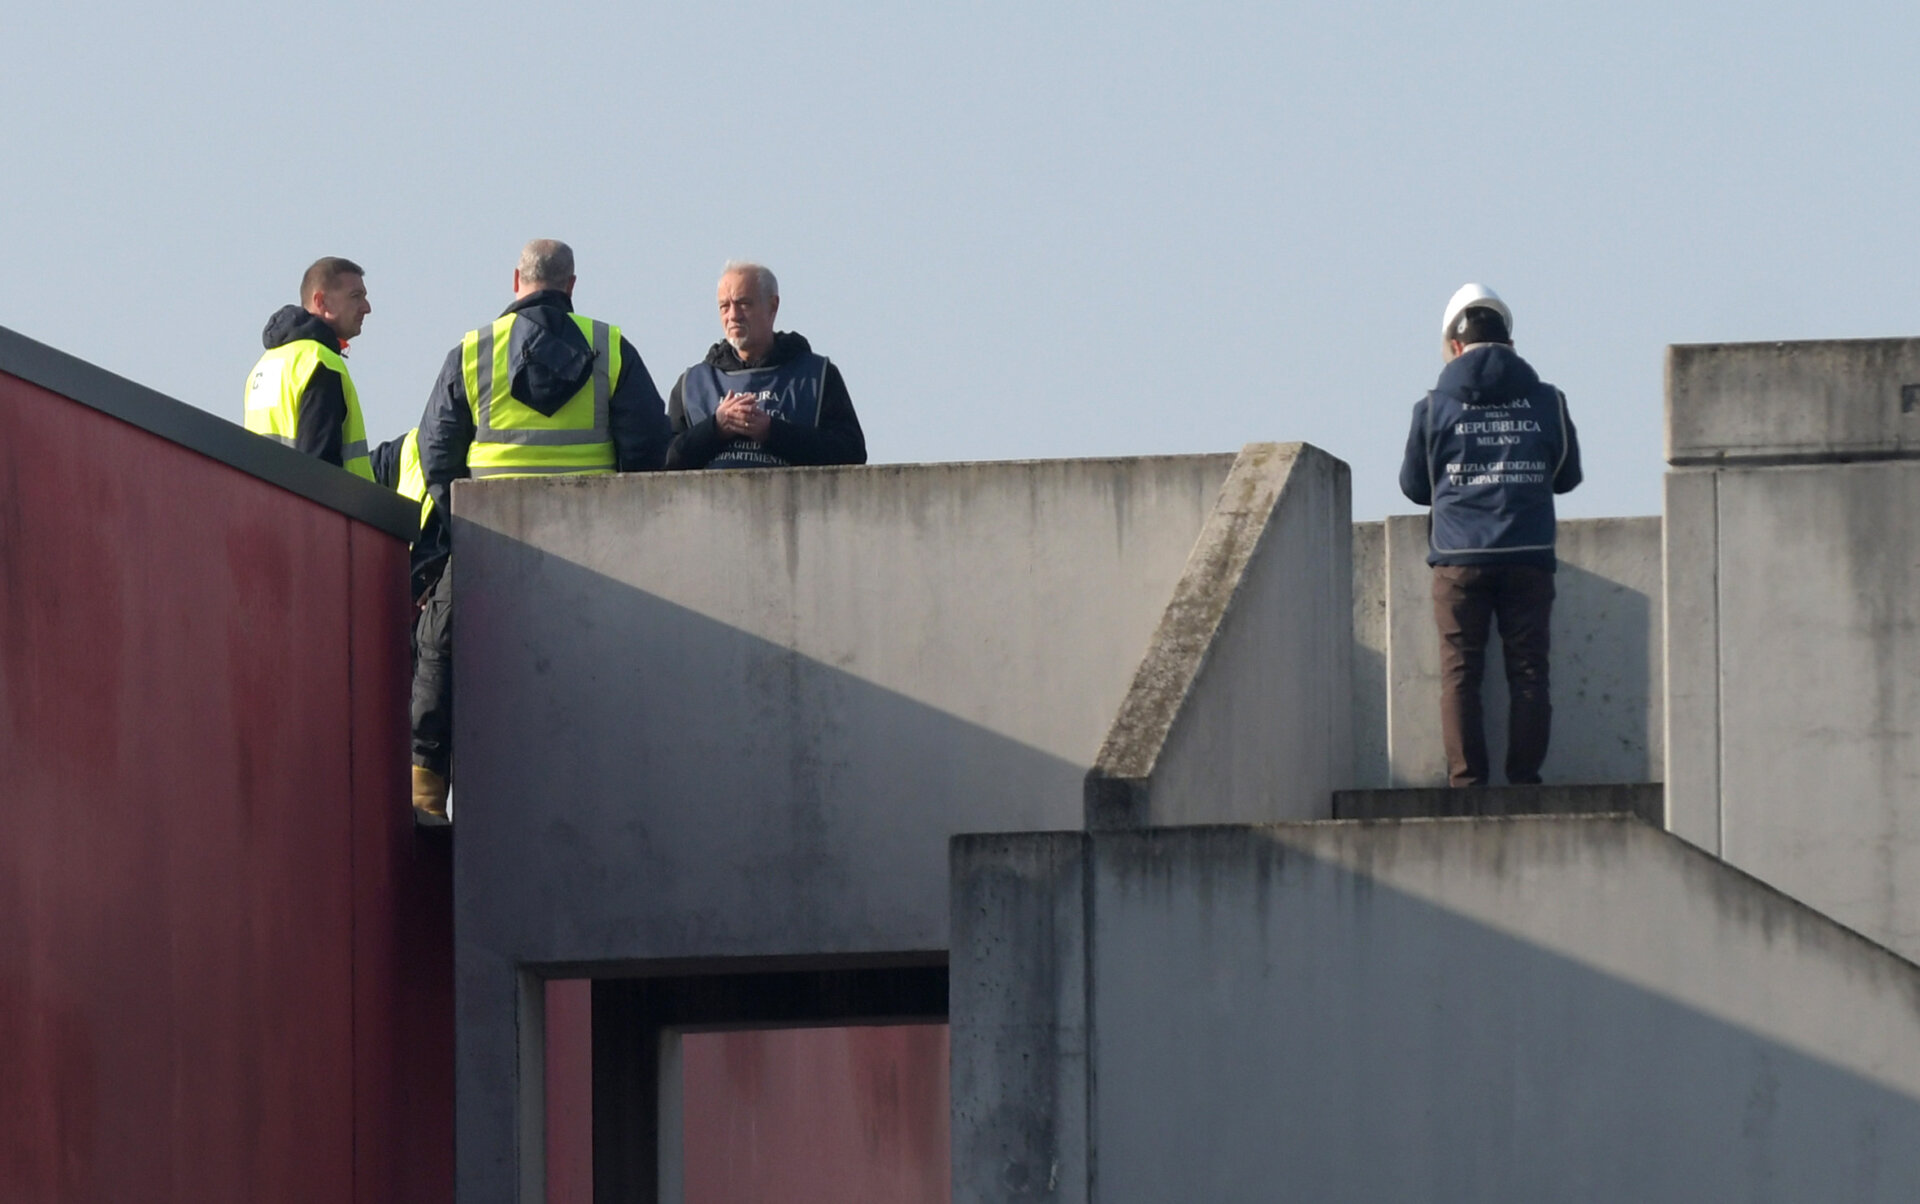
721, 260, 778, 299
518, 239, 576, 287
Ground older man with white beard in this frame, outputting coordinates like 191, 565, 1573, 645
665, 261, 866, 470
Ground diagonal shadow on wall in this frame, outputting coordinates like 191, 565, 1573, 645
453, 520, 1094, 1204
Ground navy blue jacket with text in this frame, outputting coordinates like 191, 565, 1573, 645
1399, 343, 1582, 569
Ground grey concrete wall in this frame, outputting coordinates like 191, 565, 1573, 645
455, 453, 1237, 971
1662, 470, 1720, 852
1350, 522, 1388, 788
452, 451, 1265, 1201
949, 833, 1089, 1204
1379, 515, 1664, 787
1668, 337, 1920, 465
1085, 445, 1352, 827
1667, 458, 1920, 960
1664, 338, 1920, 964
953, 818, 1920, 1203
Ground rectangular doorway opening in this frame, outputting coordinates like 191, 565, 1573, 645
547, 962, 948, 1203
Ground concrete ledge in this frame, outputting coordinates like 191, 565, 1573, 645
1333, 783, 1663, 824
1668, 337, 1920, 466
1086, 443, 1352, 829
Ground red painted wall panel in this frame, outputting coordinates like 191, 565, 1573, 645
681, 1025, 951, 1204
0, 370, 450, 1202
348, 522, 455, 1204
545, 979, 595, 1204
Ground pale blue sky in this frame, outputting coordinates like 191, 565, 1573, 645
6, 2, 1915, 520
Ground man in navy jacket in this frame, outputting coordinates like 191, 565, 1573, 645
665, 261, 865, 470
1399, 284, 1582, 787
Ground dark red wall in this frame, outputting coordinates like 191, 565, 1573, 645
681, 1026, 951, 1204
0, 370, 451, 1203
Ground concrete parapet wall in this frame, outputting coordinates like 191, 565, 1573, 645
456, 449, 1343, 1200
1667, 458, 1920, 959
1086, 444, 1352, 827
1369, 514, 1663, 788
1661, 469, 1720, 852
455, 452, 1235, 969
1350, 522, 1389, 787
1665, 337, 1920, 964
952, 818, 1920, 1202
1668, 337, 1920, 465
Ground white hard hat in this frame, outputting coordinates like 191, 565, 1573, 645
1441, 283, 1512, 356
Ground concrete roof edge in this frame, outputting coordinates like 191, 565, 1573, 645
1084, 441, 1310, 827
1076, 815, 1920, 976
1668, 336, 1920, 356
1666, 448, 1920, 469
0, 323, 418, 543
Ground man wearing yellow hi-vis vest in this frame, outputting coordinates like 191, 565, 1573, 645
244, 257, 375, 478
407, 239, 671, 821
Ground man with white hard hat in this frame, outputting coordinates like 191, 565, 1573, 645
1399, 284, 1583, 787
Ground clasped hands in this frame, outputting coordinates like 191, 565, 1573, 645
716, 392, 773, 440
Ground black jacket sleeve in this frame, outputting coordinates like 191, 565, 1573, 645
664, 372, 728, 470
369, 433, 406, 490
608, 337, 672, 472
295, 366, 349, 466
1398, 397, 1432, 506
1554, 396, 1583, 495
760, 362, 866, 467
410, 507, 449, 602
413, 346, 473, 574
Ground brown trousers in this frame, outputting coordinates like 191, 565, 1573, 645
1431, 564, 1555, 787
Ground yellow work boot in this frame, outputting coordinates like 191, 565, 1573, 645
412, 765, 451, 826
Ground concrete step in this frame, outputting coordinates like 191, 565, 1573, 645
1333, 783, 1663, 825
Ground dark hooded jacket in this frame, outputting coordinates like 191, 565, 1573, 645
1399, 343, 1582, 568
413, 289, 671, 578
259, 305, 353, 467
665, 332, 866, 470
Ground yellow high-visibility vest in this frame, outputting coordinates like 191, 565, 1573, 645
461, 314, 618, 479
395, 427, 433, 530
243, 339, 373, 480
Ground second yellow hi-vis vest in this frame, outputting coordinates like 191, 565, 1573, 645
395, 428, 433, 530
244, 340, 374, 480
461, 314, 618, 478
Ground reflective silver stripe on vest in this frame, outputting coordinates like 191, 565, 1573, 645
473, 320, 612, 446
469, 463, 613, 478
260, 432, 297, 448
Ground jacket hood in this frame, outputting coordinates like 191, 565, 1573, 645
703, 330, 813, 371
261, 305, 342, 352
502, 290, 593, 417
1435, 343, 1539, 407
